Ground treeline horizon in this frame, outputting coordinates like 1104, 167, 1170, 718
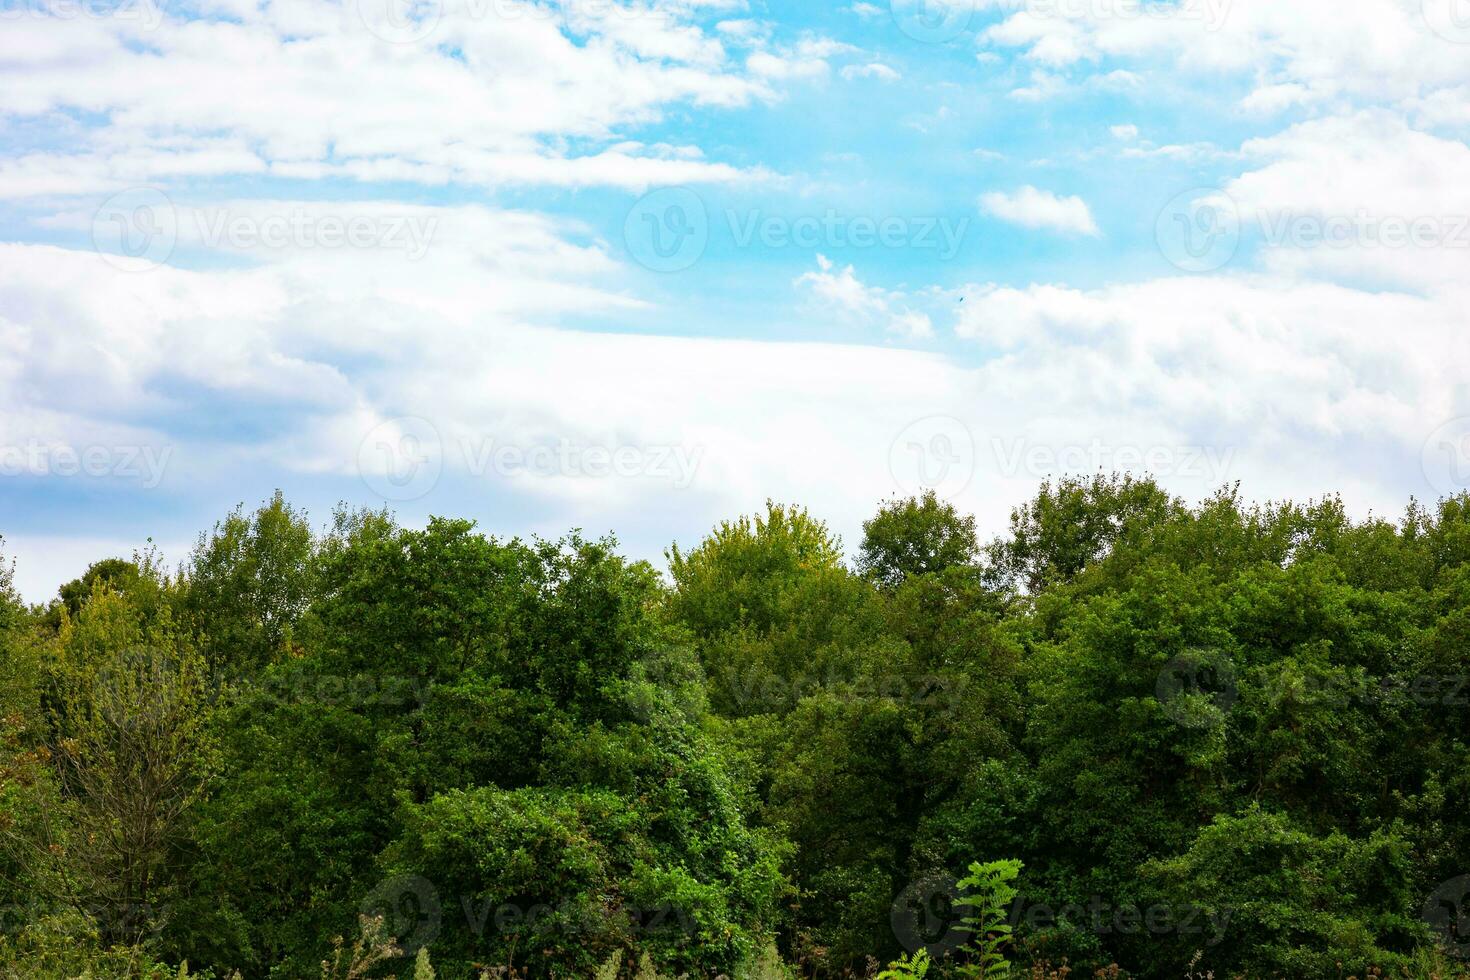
1, 474, 1468, 979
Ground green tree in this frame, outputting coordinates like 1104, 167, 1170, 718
4, 585, 212, 947
667, 500, 843, 638
858, 491, 979, 589
984, 473, 1177, 593
181, 491, 317, 673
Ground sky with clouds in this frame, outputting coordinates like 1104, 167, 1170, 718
2, 0, 1470, 600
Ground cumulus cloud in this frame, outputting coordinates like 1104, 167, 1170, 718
841, 62, 901, 81
795, 255, 936, 339
979, 185, 1101, 236
1220, 111, 1470, 288
747, 36, 861, 80
7, 0, 1470, 611
0, 0, 793, 196
0, 234, 968, 598
980, 0, 1470, 109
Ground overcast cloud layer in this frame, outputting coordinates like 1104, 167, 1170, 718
2, 0, 1469, 599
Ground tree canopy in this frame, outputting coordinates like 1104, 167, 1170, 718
1, 479, 1468, 979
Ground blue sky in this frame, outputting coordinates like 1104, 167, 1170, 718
2, 0, 1470, 599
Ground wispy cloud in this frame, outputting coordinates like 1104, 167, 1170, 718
979, 186, 1101, 237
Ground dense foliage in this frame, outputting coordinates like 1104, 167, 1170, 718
1, 479, 1468, 979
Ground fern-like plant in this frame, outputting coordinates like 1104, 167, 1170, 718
593, 952, 623, 980
876, 948, 931, 979
954, 859, 1023, 980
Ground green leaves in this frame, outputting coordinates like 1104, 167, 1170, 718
876, 947, 931, 979
3, 484, 1470, 977
857, 491, 979, 589
955, 859, 1022, 980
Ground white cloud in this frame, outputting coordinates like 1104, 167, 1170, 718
4, 224, 1467, 603
953, 274, 1470, 453
0, 0, 796, 196
1222, 110, 1470, 288
795, 255, 935, 339
747, 36, 859, 81
7, 0, 1470, 611
979, 185, 1101, 236
1007, 70, 1069, 101
842, 62, 902, 82
980, 0, 1470, 110
887, 310, 937, 340
946, 271, 1470, 520
747, 50, 830, 80
716, 18, 766, 40
1119, 140, 1227, 162
0, 235, 975, 601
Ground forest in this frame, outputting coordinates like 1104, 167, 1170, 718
0, 475, 1467, 979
